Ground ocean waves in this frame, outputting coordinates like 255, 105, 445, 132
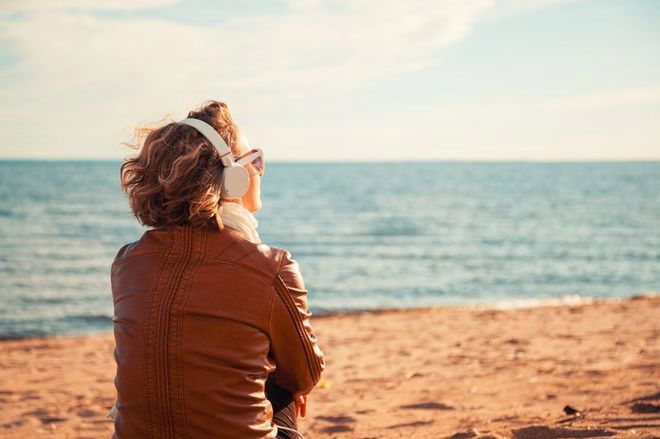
1, 160, 659, 337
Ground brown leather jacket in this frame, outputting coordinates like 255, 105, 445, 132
111, 224, 325, 438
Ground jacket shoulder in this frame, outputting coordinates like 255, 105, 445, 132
112, 229, 172, 264
205, 227, 291, 279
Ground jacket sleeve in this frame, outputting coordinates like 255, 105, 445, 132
268, 249, 325, 396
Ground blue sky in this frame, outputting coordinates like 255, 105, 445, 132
0, 0, 658, 161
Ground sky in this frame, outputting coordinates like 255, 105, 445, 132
0, 0, 658, 161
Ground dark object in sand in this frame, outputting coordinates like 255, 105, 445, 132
631, 402, 660, 413
563, 405, 581, 416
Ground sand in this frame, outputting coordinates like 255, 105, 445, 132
1, 295, 658, 438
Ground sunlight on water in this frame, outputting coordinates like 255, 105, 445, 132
0, 160, 658, 337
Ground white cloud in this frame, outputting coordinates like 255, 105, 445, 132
478, 0, 587, 21
0, 0, 179, 14
0, 0, 654, 161
0, 0, 494, 158
542, 86, 660, 111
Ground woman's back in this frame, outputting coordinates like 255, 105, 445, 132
111, 224, 324, 438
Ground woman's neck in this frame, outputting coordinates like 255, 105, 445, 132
219, 201, 260, 244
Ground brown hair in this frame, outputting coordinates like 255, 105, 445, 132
120, 100, 242, 231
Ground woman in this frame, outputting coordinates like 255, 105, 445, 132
110, 100, 325, 438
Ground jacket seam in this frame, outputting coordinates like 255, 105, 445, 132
267, 278, 277, 352
216, 239, 238, 257
113, 242, 131, 260
273, 275, 322, 384
274, 248, 322, 380
276, 249, 287, 273
206, 256, 275, 282
141, 231, 174, 439
152, 228, 182, 438
175, 226, 207, 438
113, 250, 168, 266
158, 225, 193, 438
234, 248, 259, 264
276, 275, 321, 381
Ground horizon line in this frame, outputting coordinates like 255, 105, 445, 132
1, 157, 659, 164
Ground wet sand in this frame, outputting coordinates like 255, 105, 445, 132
1, 295, 658, 438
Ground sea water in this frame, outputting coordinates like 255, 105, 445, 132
0, 160, 658, 338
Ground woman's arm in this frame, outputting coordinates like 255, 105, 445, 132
268, 249, 325, 397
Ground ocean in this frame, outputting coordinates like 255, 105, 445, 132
0, 160, 658, 338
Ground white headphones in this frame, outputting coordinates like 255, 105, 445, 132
178, 117, 250, 199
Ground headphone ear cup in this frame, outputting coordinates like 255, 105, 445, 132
222, 164, 250, 198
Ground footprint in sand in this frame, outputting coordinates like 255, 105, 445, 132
512, 426, 615, 439
626, 392, 660, 415
400, 401, 455, 410
631, 402, 660, 413
0, 390, 14, 403
627, 391, 660, 403
77, 408, 102, 417
387, 419, 434, 429
447, 429, 505, 439
317, 415, 356, 434
20, 390, 41, 401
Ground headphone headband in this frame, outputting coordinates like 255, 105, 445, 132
178, 118, 234, 167
177, 117, 250, 199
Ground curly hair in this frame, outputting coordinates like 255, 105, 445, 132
120, 100, 243, 231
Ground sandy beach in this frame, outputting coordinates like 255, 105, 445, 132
1, 295, 658, 438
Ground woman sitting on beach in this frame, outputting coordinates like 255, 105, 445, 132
109, 100, 325, 438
